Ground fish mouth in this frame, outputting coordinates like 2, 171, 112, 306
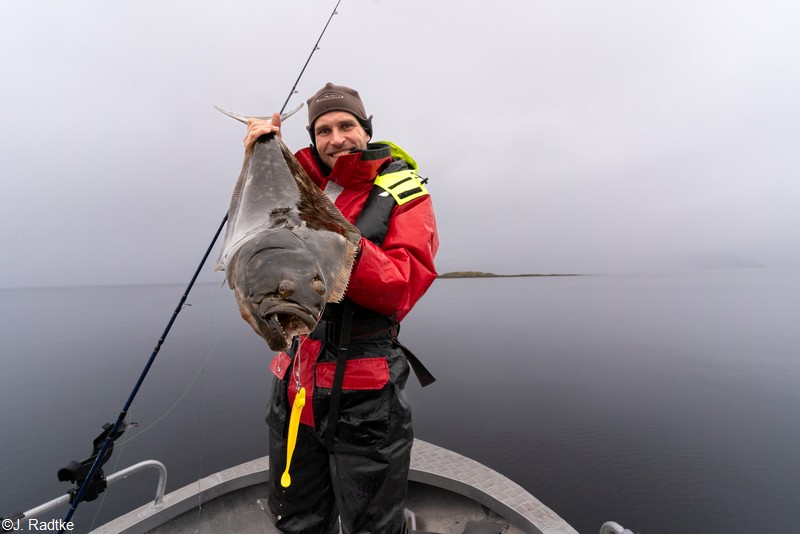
258, 301, 319, 352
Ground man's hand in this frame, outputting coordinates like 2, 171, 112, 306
244, 112, 282, 149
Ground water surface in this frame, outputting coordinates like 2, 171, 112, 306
1, 270, 798, 533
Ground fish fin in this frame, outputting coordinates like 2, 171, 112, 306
213, 103, 304, 124
276, 139, 360, 301
215, 145, 254, 271
280, 103, 304, 122
277, 140, 360, 244
327, 239, 359, 303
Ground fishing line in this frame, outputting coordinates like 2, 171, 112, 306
85, 275, 226, 530
86, 311, 222, 531
116, 312, 223, 445
59, 1, 344, 529
194, 332, 207, 521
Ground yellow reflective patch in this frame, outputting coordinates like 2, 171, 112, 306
374, 170, 429, 206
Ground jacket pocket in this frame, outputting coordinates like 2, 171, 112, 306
315, 357, 389, 390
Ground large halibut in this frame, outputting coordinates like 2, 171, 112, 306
215, 108, 360, 352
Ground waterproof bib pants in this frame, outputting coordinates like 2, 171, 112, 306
266, 330, 413, 534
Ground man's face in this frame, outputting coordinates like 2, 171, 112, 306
313, 111, 370, 169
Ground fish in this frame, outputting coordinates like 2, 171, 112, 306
214, 104, 361, 352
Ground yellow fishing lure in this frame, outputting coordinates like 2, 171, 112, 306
280, 387, 306, 488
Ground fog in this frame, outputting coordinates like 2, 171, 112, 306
2, 1, 799, 287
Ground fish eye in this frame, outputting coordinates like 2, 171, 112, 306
278, 280, 296, 297
311, 279, 326, 296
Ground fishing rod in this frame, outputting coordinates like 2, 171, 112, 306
57, 2, 342, 529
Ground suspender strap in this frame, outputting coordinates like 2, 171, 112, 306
395, 339, 436, 387
324, 300, 354, 449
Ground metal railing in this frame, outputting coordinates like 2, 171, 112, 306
15, 460, 167, 522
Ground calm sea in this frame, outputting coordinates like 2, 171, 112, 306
1, 270, 799, 533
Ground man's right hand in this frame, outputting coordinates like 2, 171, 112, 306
244, 112, 282, 149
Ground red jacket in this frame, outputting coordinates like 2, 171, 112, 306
270, 143, 438, 427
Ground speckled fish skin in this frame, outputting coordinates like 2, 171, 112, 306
216, 133, 360, 352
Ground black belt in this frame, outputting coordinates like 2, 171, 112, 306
310, 316, 394, 342
312, 315, 436, 389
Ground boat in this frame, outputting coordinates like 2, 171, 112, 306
14, 439, 638, 533
18, 439, 585, 534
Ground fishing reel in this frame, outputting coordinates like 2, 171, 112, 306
57, 421, 133, 503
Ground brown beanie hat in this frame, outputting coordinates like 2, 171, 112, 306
306, 82, 372, 131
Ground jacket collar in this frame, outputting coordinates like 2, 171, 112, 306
298, 144, 392, 190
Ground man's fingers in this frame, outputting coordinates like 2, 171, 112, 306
243, 117, 281, 148
236, 106, 291, 149
271, 112, 283, 140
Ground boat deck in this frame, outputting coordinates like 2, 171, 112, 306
90, 440, 577, 534
141, 480, 525, 534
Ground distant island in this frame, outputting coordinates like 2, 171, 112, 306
438, 271, 580, 278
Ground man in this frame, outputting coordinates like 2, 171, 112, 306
244, 83, 438, 534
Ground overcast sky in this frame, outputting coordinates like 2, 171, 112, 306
2, 1, 799, 288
